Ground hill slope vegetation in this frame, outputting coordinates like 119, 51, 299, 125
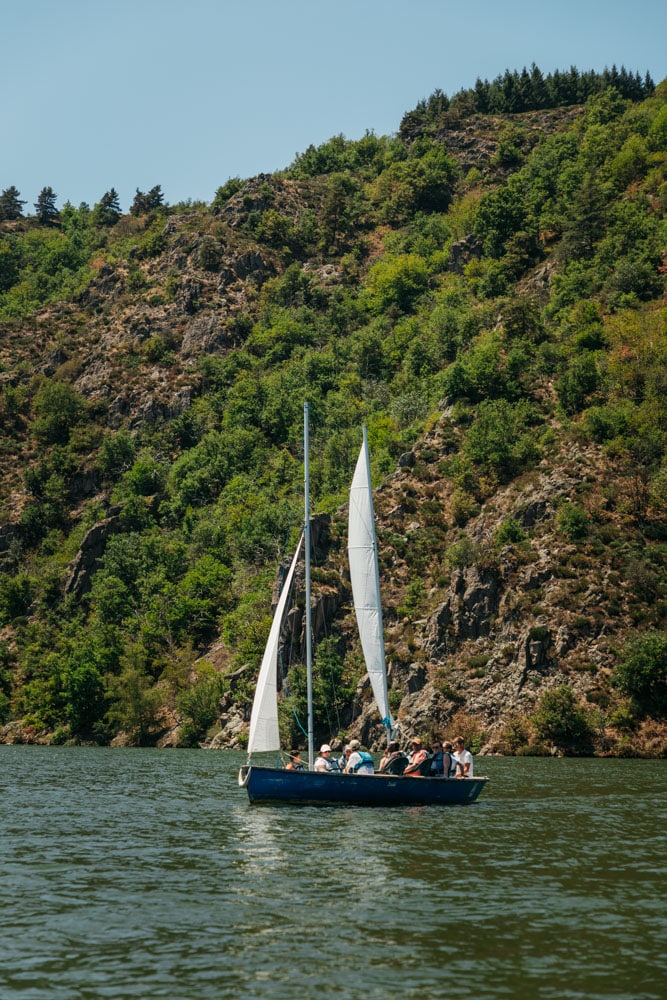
0, 67, 665, 755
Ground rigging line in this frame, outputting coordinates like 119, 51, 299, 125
279, 645, 309, 741
290, 697, 309, 739
318, 616, 344, 732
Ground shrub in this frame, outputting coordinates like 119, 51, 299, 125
499, 713, 530, 752
463, 398, 540, 481
445, 535, 483, 571
213, 177, 243, 206
177, 670, 227, 746
557, 503, 588, 540
397, 579, 426, 618
530, 684, 593, 751
0, 572, 33, 624
32, 381, 85, 444
494, 517, 527, 547
612, 631, 667, 716
198, 235, 223, 270
528, 626, 550, 642
105, 647, 165, 745
555, 352, 600, 414
363, 254, 429, 314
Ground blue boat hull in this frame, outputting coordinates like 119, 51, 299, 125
239, 765, 487, 806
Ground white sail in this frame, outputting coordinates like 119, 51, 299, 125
348, 431, 394, 733
247, 535, 303, 755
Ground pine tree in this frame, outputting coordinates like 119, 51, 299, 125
34, 186, 59, 225
529, 64, 548, 109
0, 186, 26, 221
93, 188, 121, 226
130, 185, 165, 216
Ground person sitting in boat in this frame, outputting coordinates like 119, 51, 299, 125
428, 739, 446, 776
452, 736, 474, 778
286, 750, 305, 771
338, 745, 352, 772
378, 741, 407, 774
314, 744, 336, 772
403, 737, 430, 777
443, 741, 457, 777
344, 739, 374, 774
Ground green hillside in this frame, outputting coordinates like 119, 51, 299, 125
0, 67, 665, 755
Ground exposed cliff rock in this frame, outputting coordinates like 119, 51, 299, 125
64, 506, 125, 599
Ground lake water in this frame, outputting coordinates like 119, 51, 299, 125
1, 748, 665, 1000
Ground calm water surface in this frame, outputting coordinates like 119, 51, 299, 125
1, 748, 665, 1000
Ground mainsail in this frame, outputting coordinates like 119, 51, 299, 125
246, 535, 303, 754
348, 430, 394, 734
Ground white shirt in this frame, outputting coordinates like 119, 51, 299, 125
454, 748, 473, 777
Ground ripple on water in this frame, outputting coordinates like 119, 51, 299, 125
1, 749, 665, 1000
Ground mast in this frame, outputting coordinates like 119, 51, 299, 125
304, 402, 314, 770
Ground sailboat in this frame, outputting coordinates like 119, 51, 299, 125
238, 404, 488, 806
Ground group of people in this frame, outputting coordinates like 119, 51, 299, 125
311, 739, 375, 774
379, 736, 473, 778
286, 735, 473, 778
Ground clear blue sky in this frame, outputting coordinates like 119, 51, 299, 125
2, 0, 665, 212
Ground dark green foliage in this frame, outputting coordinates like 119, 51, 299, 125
0, 185, 26, 220
213, 177, 243, 205
613, 631, 667, 716
559, 174, 609, 262
98, 430, 137, 480
0, 573, 33, 624
463, 399, 540, 480
0, 236, 21, 293
197, 235, 224, 270
61, 659, 106, 736
371, 143, 458, 223
289, 135, 352, 177
556, 352, 600, 414
531, 684, 594, 750
556, 504, 589, 540
441, 331, 521, 403
176, 670, 227, 746
280, 636, 354, 747
581, 402, 630, 443
32, 381, 85, 444
105, 645, 163, 745
118, 451, 168, 498
400, 64, 654, 139
34, 187, 59, 225
288, 131, 398, 180
319, 173, 363, 252
494, 517, 527, 547
93, 188, 121, 226
130, 185, 164, 216
475, 175, 532, 258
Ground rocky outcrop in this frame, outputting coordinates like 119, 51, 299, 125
63, 506, 125, 599
447, 235, 483, 274
426, 565, 502, 657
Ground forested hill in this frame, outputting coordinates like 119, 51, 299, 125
0, 67, 665, 756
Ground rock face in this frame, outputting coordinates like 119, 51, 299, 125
63, 507, 125, 599
447, 235, 483, 274
427, 565, 501, 656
